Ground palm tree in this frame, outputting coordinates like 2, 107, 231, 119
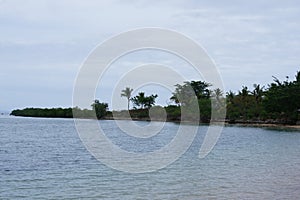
131, 92, 158, 109
212, 88, 223, 103
121, 87, 133, 110
252, 84, 265, 104
226, 91, 235, 104
239, 86, 249, 97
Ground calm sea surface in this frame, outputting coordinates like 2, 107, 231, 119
1, 116, 300, 199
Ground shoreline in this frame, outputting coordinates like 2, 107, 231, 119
225, 122, 300, 130
7, 114, 300, 131
105, 116, 300, 130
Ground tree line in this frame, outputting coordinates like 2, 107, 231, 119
11, 107, 74, 118
11, 71, 300, 125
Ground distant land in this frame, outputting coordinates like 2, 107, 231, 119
9, 71, 300, 126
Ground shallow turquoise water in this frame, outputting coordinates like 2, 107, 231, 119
1, 117, 300, 199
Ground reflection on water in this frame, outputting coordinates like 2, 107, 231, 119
1, 117, 300, 199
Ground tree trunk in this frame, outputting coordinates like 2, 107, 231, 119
127, 98, 130, 110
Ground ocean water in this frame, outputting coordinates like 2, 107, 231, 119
1, 116, 300, 199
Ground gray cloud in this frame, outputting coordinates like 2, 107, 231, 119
0, 0, 300, 111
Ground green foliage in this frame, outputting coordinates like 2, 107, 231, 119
112, 109, 149, 119
263, 72, 300, 124
170, 81, 211, 105
190, 80, 211, 99
131, 109, 149, 118
226, 85, 265, 121
170, 81, 213, 122
73, 107, 95, 118
131, 92, 158, 109
225, 71, 300, 124
198, 98, 211, 123
11, 107, 73, 118
91, 100, 108, 119
10, 100, 109, 119
165, 105, 181, 121
149, 106, 166, 120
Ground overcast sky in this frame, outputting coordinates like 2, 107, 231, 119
1, 0, 300, 111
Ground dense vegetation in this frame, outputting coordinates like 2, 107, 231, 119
11, 107, 74, 118
11, 101, 109, 119
10, 71, 300, 125
226, 72, 300, 124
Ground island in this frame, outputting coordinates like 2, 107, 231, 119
11, 71, 300, 128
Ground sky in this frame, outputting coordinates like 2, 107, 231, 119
0, 0, 300, 112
